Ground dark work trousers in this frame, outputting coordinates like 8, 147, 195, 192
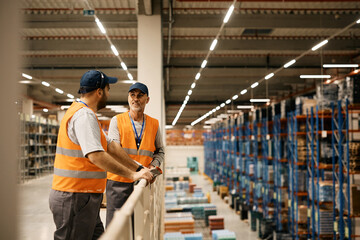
105, 180, 134, 228
49, 189, 104, 240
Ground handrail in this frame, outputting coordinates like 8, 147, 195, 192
100, 179, 148, 240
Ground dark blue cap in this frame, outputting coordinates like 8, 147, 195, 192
78, 70, 117, 94
129, 82, 149, 96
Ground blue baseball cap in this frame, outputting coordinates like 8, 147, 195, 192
128, 82, 149, 96
78, 70, 118, 94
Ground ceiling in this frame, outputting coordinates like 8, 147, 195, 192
21, 0, 360, 126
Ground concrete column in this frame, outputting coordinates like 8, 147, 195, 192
0, 0, 20, 239
137, 15, 164, 133
22, 98, 33, 116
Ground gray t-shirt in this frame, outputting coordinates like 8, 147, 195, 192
108, 114, 165, 167
67, 107, 112, 157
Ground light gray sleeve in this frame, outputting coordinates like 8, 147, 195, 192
150, 126, 165, 167
108, 116, 121, 144
68, 108, 106, 157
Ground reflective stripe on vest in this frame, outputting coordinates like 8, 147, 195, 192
52, 102, 107, 193
107, 112, 158, 183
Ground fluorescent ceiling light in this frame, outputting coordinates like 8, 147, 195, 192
357, 19, 360, 24
55, 88, 64, 94
201, 60, 207, 68
220, 103, 225, 108
240, 89, 247, 95
41, 81, 50, 87
111, 45, 119, 56
232, 95, 238, 100
323, 64, 359, 68
165, 125, 173, 129
195, 73, 201, 80
237, 105, 254, 109
251, 82, 259, 88
311, 40, 328, 51
19, 80, 32, 84
284, 59, 296, 68
300, 75, 331, 79
191, 82, 196, 89
121, 62, 127, 70
227, 110, 243, 113
95, 18, 106, 34
43, 108, 48, 113
61, 105, 70, 110
185, 95, 190, 101
67, 94, 74, 99
203, 125, 211, 129
188, 90, 192, 95
223, 5, 234, 23
265, 73, 274, 80
123, 80, 136, 84
210, 39, 218, 51
127, 73, 133, 80
225, 99, 231, 104
22, 73, 32, 79
76, 98, 80, 101
250, 99, 270, 103
216, 106, 220, 110
65, 99, 75, 102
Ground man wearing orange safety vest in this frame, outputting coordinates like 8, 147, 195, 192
106, 82, 164, 226
49, 70, 153, 240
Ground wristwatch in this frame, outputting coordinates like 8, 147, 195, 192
136, 165, 144, 172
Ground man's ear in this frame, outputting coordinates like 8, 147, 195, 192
146, 96, 150, 104
97, 88, 103, 96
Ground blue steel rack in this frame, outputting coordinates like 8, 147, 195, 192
238, 115, 246, 200
252, 119, 261, 211
244, 121, 252, 206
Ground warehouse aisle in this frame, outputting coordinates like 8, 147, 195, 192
191, 173, 258, 240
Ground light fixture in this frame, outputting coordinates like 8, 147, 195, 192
201, 60, 207, 68
220, 103, 225, 108
65, 99, 75, 102
191, 82, 196, 89
210, 39, 218, 51
237, 105, 254, 109
111, 45, 119, 56
203, 125, 211, 129
300, 75, 331, 79
95, 18, 106, 34
67, 94, 74, 99
43, 108, 49, 113
195, 73, 201, 80
121, 62, 127, 70
188, 90, 192, 95
216, 106, 220, 110
19, 80, 32, 84
55, 88, 64, 94
265, 73, 274, 80
232, 95, 238, 100
123, 80, 136, 84
325, 79, 332, 84
76, 98, 80, 101
223, 5, 235, 23
165, 125, 173, 129
225, 99, 231, 104
22, 73, 32, 79
311, 40, 328, 51
61, 105, 70, 110
251, 82, 259, 88
41, 81, 50, 87
127, 73, 133, 80
284, 59, 296, 68
323, 64, 359, 68
250, 99, 270, 103
185, 95, 190, 101
227, 110, 243, 113
357, 19, 360, 24
240, 89, 247, 95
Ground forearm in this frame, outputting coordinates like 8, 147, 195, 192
107, 141, 139, 171
88, 151, 135, 180
151, 148, 164, 167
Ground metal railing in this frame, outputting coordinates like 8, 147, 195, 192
100, 177, 163, 240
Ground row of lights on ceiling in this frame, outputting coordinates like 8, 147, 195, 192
171, 2, 236, 126
188, 17, 360, 127
21, 2, 135, 113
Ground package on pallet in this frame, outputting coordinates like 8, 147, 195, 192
318, 181, 333, 202
339, 75, 360, 104
316, 82, 339, 110
343, 217, 360, 237
336, 184, 360, 216
290, 170, 306, 192
268, 168, 274, 182
211, 229, 236, 240
302, 98, 317, 115
280, 100, 286, 119
297, 205, 307, 223
315, 208, 333, 235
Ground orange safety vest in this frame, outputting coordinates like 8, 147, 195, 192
107, 112, 158, 183
52, 102, 108, 193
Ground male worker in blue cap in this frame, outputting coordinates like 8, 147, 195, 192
106, 82, 165, 227
49, 71, 153, 240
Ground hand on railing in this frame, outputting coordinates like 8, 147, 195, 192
133, 167, 152, 183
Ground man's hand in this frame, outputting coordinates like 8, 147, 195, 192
132, 167, 153, 182
149, 165, 156, 184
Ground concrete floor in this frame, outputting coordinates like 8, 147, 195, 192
18, 173, 257, 240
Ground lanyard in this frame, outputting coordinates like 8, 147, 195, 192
129, 113, 145, 149
78, 100, 89, 107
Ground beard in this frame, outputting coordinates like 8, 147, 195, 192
97, 93, 107, 110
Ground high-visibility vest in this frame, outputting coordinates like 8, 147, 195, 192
52, 102, 108, 193
107, 112, 158, 183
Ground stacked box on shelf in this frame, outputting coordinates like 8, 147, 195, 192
349, 142, 360, 171
209, 216, 224, 231
204, 206, 217, 226
164, 215, 195, 234
315, 208, 333, 236
211, 229, 236, 240
164, 232, 203, 240
178, 197, 208, 205
192, 206, 205, 220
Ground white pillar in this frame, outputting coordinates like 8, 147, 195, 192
0, 0, 20, 239
137, 15, 164, 132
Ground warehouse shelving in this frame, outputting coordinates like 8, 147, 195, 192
18, 114, 59, 182
252, 118, 261, 211
238, 115, 246, 202
244, 121, 252, 206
